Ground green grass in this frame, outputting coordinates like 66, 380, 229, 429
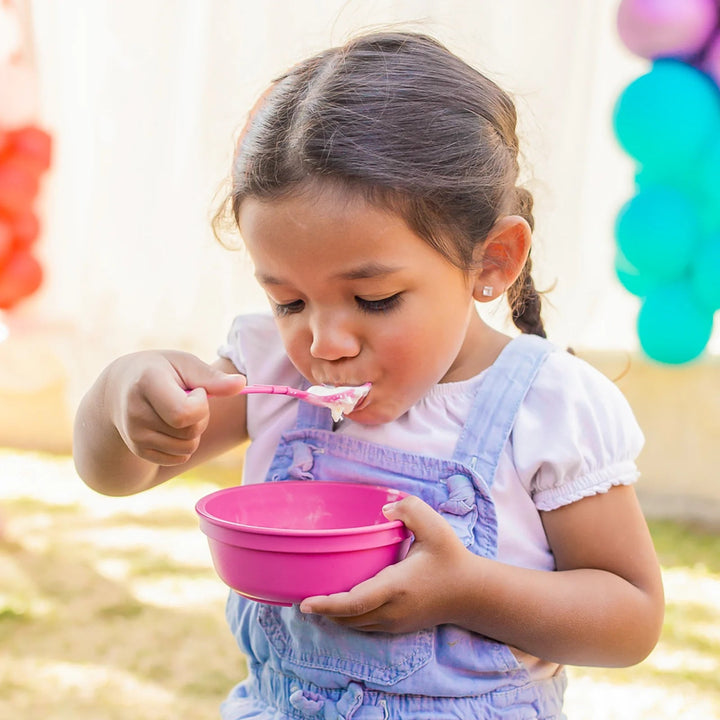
1, 448, 719, 719
650, 518, 720, 572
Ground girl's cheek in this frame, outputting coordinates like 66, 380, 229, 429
279, 328, 308, 361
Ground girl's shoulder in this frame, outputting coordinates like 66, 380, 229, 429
535, 342, 630, 401
494, 334, 636, 421
512, 343, 645, 511
218, 313, 300, 386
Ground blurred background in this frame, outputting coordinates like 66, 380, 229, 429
1, 1, 719, 718
1, 0, 717, 520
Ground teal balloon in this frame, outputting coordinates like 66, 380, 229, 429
615, 186, 700, 282
698, 134, 720, 205
691, 234, 720, 312
613, 60, 720, 172
635, 163, 704, 200
637, 283, 714, 364
636, 164, 720, 235
615, 248, 662, 297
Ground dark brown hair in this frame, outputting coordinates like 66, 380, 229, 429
217, 31, 545, 337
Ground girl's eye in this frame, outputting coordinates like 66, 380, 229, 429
356, 293, 402, 314
272, 299, 305, 317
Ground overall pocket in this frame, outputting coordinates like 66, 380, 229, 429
259, 604, 433, 687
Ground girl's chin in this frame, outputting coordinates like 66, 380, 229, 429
346, 399, 407, 426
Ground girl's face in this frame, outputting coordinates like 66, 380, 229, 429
238, 186, 490, 424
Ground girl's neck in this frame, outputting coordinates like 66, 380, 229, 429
440, 311, 511, 384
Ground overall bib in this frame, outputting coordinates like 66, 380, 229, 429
222, 335, 567, 720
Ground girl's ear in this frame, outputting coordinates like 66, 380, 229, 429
471, 215, 532, 302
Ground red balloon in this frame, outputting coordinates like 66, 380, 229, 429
0, 159, 39, 215
7, 126, 52, 173
0, 250, 43, 309
9, 210, 40, 249
0, 125, 49, 309
0, 219, 13, 270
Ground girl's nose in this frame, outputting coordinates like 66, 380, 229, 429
309, 314, 361, 361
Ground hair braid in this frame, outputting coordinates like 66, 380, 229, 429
508, 255, 546, 338
506, 187, 546, 338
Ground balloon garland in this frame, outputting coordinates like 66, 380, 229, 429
0, 124, 51, 309
0, 1, 52, 313
614, 0, 720, 364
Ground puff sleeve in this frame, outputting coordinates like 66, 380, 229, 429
217, 315, 249, 375
218, 313, 302, 387
511, 350, 645, 512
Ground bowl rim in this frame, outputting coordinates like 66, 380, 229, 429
195, 480, 408, 537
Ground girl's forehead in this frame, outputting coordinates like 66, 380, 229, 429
238, 184, 406, 240
238, 189, 458, 282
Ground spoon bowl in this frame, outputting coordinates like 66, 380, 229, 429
240, 382, 371, 420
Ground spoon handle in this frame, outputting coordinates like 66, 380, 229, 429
239, 384, 310, 399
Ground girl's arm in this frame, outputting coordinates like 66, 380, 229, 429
73, 350, 248, 496
300, 484, 664, 668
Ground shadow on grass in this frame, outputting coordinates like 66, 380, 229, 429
0, 495, 246, 719
2, 450, 719, 719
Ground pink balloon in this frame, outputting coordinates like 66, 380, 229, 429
617, 0, 719, 60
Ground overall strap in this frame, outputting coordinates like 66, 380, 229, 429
453, 334, 553, 488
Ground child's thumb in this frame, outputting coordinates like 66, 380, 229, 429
382, 494, 444, 542
198, 368, 247, 397
173, 355, 246, 398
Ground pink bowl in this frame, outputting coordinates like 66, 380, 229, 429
195, 481, 411, 606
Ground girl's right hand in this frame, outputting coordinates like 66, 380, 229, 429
107, 350, 247, 466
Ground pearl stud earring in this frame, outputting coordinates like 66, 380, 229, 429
482, 286, 494, 297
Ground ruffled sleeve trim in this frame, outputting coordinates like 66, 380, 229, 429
533, 459, 640, 512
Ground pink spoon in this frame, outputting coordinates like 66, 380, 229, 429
240, 382, 371, 420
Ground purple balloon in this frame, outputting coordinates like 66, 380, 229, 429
617, 0, 718, 60
702, 29, 720, 86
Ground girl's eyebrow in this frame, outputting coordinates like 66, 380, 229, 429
336, 262, 403, 280
256, 262, 402, 286
254, 272, 284, 286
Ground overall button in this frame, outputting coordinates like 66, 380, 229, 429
437, 473, 478, 547
289, 683, 388, 719
288, 441, 318, 480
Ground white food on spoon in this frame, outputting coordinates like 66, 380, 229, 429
306, 384, 371, 421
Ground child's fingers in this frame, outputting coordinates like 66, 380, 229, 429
299, 588, 382, 619
382, 494, 451, 543
301, 498, 457, 620
121, 411, 204, 463
144, 356, 245, 431
147, 385, 210, 431
151, 416, 209, 441
132, 443, 197, 467
140, 429, 201, 459
300, 564, 396, 618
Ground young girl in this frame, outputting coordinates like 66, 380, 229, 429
73, 31, 664, 720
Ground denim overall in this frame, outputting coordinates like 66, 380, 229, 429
222, 335, 567, 720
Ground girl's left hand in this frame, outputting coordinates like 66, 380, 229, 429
299, 495, 472, 633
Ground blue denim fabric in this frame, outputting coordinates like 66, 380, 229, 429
222, 334, 567, 719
